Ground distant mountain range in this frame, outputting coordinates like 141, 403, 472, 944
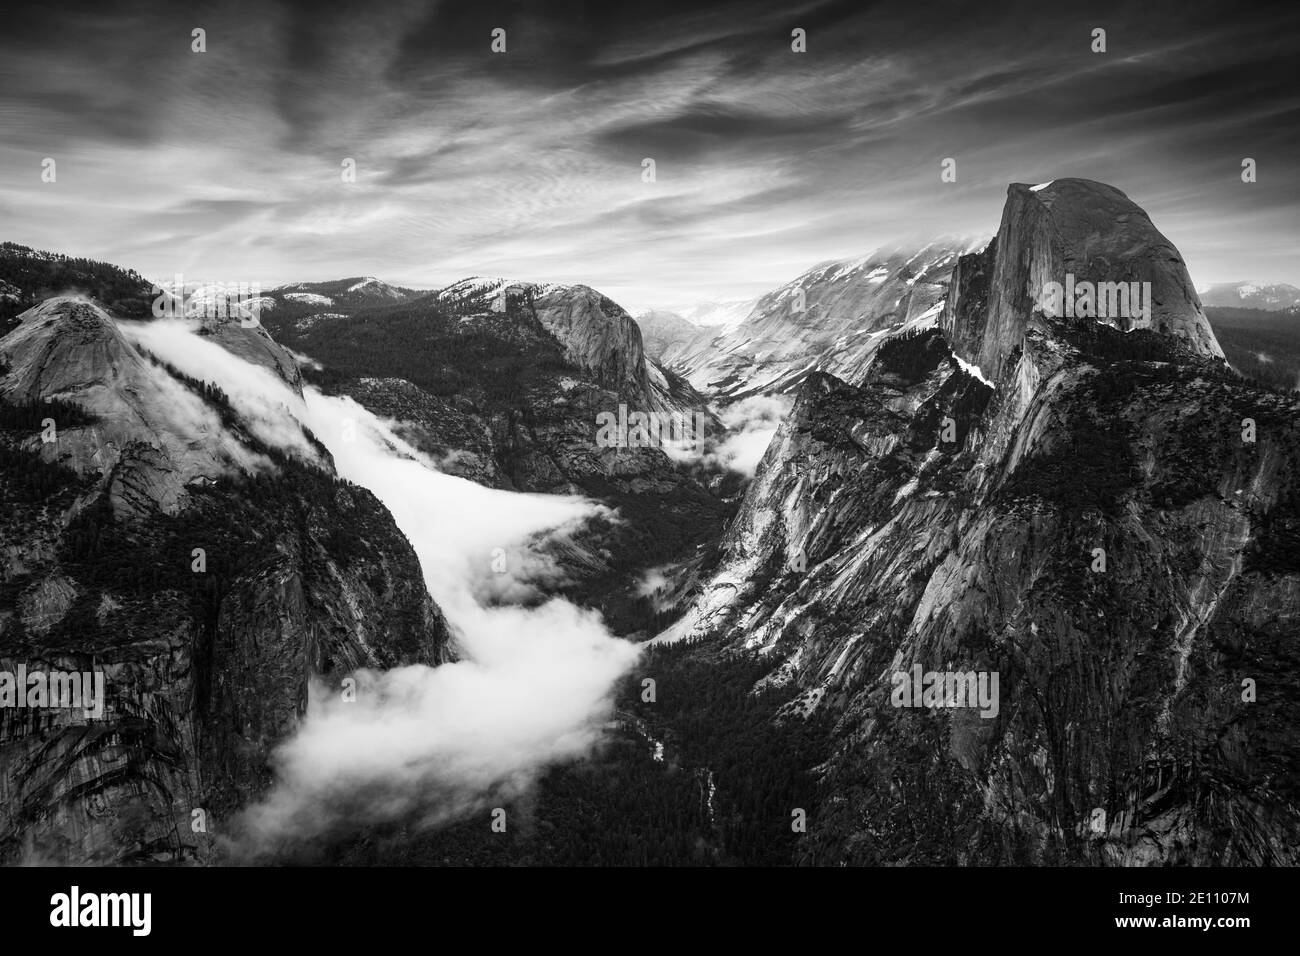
640, 239, 982, 401
1198, 282, 1300, 310
641, 251, 1297, 403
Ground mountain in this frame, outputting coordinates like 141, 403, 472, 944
432, 279, 655, 404
664, 240, 979, 402
656, 179, 1300, 865
11, 177, 1292, 870
672, 299, 756, 332
261, 277, 720, 487
0, 242, 155, 329
427, 278, 720, 421
271, 277, 419, 310
944, 179, 1223, 382
256, 275, 739, 636
1, 298, 287, 514
0, 296, 454, 864
632, 309, 702, 363
634, 299, 755, 365
1199, 282, 1300, 311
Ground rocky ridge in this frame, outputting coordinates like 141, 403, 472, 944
658, 180, 1300, 865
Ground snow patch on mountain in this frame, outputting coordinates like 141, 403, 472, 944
951, 351, 995, 388
667, 241, 968, 401
284, 292, 334, 306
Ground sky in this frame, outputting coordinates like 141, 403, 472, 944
1, 0, 1297, 313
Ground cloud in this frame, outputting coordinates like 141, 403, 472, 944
655, 393, 789, 476
710, 427, 780, 477
118, 318, 323, 463
230, 391, 639, 852
710, 394, 793, 477
283, 346, 322, 370
2, 0, 1298, 303
102, 319, 640, 851
636, 564, 683, 614
594, 103, 854, 163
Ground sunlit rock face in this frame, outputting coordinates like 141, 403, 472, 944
943, 179, 1224, 384
531, 284, 650, 398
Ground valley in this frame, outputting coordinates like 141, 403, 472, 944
2, 179, 1298, 866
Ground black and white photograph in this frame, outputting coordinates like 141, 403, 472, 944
0, 0, 1296, 935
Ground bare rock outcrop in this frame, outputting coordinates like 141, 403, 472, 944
943, 179, 1224, 383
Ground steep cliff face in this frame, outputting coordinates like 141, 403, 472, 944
531, 284, 651, 399
944, 179, 1224, 383
0, 299, 454, 864
660, 181, 1299, 865
429, 278, 689, 417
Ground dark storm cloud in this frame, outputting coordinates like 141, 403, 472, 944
0, 0, 1296, 308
